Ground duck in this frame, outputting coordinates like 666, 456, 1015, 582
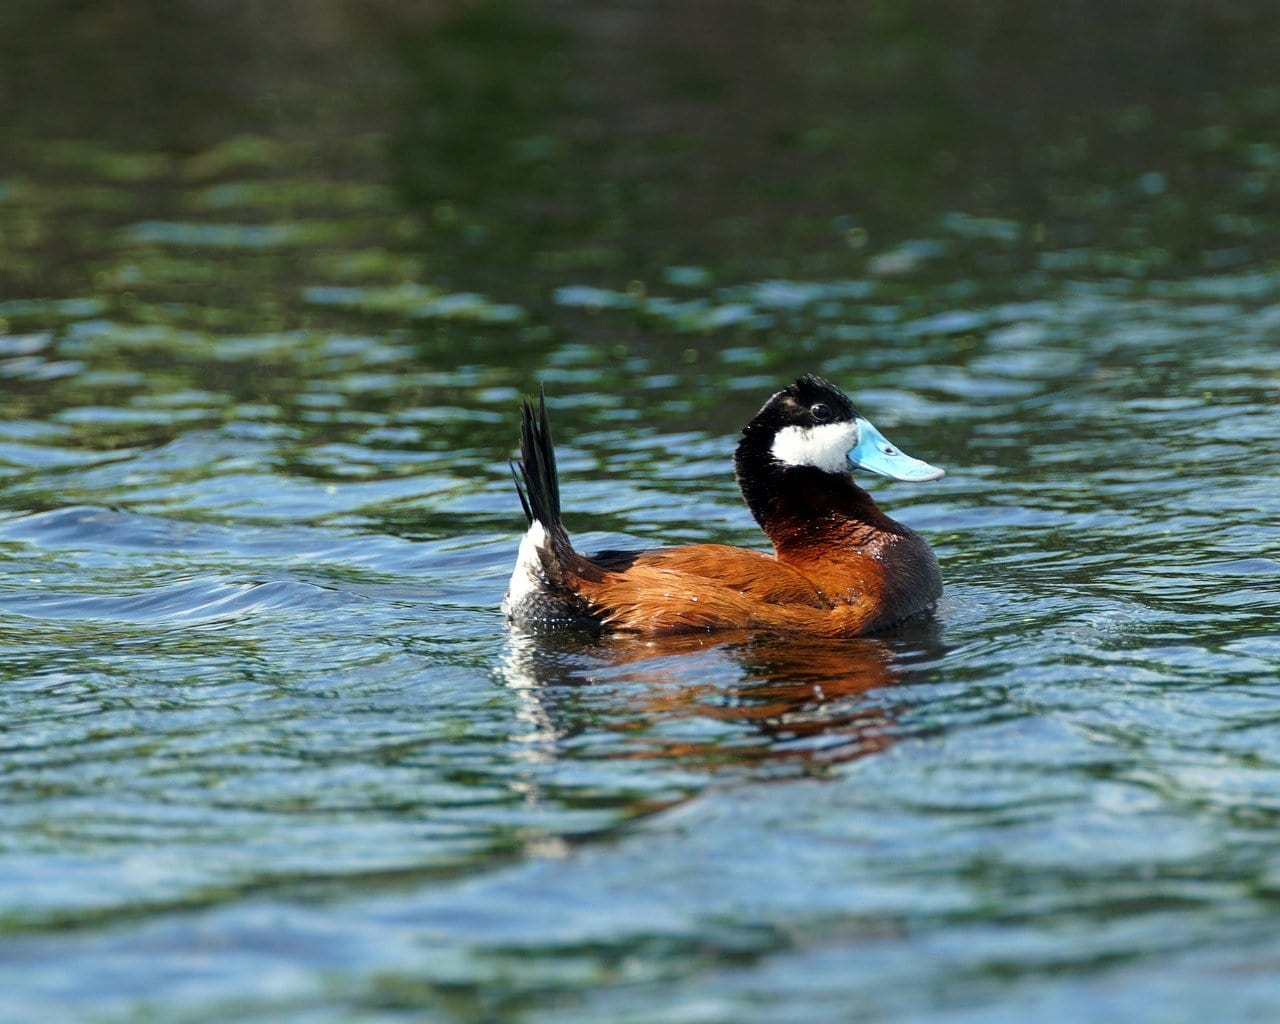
503, 374, 944, 637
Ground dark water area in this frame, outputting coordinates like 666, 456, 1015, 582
2, 1, 1280, 1020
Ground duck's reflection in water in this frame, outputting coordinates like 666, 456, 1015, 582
498, 623, 946, 776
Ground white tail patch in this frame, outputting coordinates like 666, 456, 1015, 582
503, 520, 550, 616
770, 421, 859, 474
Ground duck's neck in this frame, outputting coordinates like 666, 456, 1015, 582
747, 466, 905, 555
747, 465, 941, 623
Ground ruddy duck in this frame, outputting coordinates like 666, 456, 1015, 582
503, 375, 944, 637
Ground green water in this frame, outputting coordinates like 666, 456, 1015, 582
2, 2, 1280, 1020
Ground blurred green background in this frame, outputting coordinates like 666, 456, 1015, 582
4, 0, 1278, 334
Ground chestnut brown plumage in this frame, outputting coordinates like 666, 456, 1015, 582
504, 376, 942, 637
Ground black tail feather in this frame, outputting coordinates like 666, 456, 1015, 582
513, 386, 575, 564
509, 460, 533, 524
515, 386, 559, 527
506, 385, 599, 629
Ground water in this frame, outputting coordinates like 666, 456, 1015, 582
2, 2, 1280, 1020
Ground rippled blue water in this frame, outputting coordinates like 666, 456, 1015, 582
4, 3, 1280, 1021
3, 265, 1279, 1021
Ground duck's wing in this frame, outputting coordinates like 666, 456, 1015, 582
587, 544, 828, 606
646, 545, 832, 604
572, 544, 889, 635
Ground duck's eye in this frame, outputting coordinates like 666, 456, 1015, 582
810, 403, 832, 421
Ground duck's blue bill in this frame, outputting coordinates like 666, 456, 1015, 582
849, 416, 945, 482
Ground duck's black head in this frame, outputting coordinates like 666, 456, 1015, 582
733, 375, 943, 528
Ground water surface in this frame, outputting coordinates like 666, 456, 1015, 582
2, 2, 1280, 1021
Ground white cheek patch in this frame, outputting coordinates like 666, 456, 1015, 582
770, 421, 858, 474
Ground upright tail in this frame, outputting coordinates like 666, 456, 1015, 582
504, 387, 593, 626
511, 386, 575, 562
